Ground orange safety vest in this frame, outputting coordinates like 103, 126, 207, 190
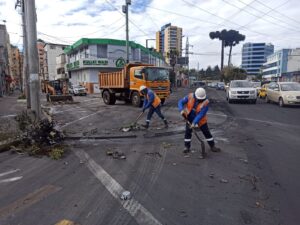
185, 93, 209, 127
147, 91, 161, 108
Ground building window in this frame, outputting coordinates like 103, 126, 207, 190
50, 45, 56, 50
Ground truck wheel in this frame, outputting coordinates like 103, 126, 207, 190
103, 90, 116, 105
131, 92, 142, 107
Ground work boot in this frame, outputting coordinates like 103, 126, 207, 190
183, 147, 191, 154
210, 146, 221, 152
164, 119, 168, 128
141, 123, 149, 129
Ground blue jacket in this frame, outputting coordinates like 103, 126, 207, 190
178, 94, 209, 125
143, 88, 155, 110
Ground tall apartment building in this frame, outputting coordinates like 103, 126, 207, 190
241, 43, 274, 76
10, 45, 22, 89
156, 23, 182, 63
37, 39, 46, 80
44, 43, 68, 81
0, 24, 11, 96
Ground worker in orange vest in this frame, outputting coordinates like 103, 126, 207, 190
178, 87, 221, 154
140, 86, 168, 129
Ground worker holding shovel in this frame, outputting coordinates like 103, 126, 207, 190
178, 87, 221, 155
140, 86, 168, 129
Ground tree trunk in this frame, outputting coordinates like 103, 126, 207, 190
221, 40, 224, 70
228, 45, 233, 66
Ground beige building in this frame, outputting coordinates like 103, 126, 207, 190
156, 23, 182, 63
10, 46, 22, 89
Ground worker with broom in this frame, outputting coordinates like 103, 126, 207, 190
178, 87, 221, 154
139, 85, 168, 129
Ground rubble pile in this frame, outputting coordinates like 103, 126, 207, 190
12, 110, 66, 159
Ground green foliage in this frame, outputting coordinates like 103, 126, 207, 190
223, 66, 247, 82
49, 146, 65, 160
18, 94, 26, 99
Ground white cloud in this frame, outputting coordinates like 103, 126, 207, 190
2, 0, 300, 69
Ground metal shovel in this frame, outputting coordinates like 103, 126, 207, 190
182, 115, 206, 158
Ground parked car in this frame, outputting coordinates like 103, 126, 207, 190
216, 82, 225, 90
258, 83, 269, 99
226, 80, 257, 104
265, 82, 300, 107
69, 84, 87, 96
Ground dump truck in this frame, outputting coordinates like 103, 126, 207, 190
43, 80, 73, 102
99, 63, 171, 107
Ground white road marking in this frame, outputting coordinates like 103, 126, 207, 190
0, 114, 16, 118
61, 110, 105, 128
0, 169, 20, 177
74, 149, 162, 225
0, 176, 23, 184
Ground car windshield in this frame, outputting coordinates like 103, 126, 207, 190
231, 81, 252, 88
145, 68, 169, 81
218, 83, 225, 86
280, 83, 300, 91
252, 82, 261, 88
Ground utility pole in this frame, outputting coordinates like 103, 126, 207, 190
25, 0, 40, 118
122, 0, 131, 63
185, 37, 193, 87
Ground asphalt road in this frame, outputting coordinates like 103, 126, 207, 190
0, 87, 299, 225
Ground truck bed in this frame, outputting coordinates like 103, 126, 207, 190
99, 71, 128, 89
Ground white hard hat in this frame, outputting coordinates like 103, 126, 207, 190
139, 85, 147, 92
195, 87, 206, 100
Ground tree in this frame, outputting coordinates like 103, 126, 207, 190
223, 66, 247, 82
209, 29, 246, 69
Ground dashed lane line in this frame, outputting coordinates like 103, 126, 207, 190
0, 169, 20, 177
74, 149, 163, 225
0, 176, 23, 184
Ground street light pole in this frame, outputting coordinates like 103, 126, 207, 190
25, 0, 40, 118
122, 0, 131, 63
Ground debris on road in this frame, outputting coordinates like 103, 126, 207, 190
106, 150, 126, 160
239, 175, 258, 191
220, 178, 229, 183
8, 110, 66, 159
239, 158, 249, 164
120, 191, 131, 200
162, 142, 172, 149
209, 173, 215, 179
172, 163, 177, 166
145, 152, 162, 158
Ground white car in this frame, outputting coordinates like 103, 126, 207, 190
69, 84, 87, 96
227, 80, 257, 104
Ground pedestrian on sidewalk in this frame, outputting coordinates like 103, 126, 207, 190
140, 85, 168, 129
178, 87, 221, 154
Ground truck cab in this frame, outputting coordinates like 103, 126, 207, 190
99, 63, 170, 107
129, 66, 170, 106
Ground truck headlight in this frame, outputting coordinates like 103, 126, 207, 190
231, 91, 237, 94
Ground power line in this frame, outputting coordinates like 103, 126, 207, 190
181, 0, 269, 36
232, 0, 300, 33
58, 16, 124, 39
237, 0, 290, 30
103, 0, 150, 37
216, 0, 258, 28
253, 0, 300, 26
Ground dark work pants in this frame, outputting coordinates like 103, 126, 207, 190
184, 123, 215, 149
146, 105, 166, 123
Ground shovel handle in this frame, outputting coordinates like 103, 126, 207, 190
134, 111, 144, 124
182, 115, 206, 156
